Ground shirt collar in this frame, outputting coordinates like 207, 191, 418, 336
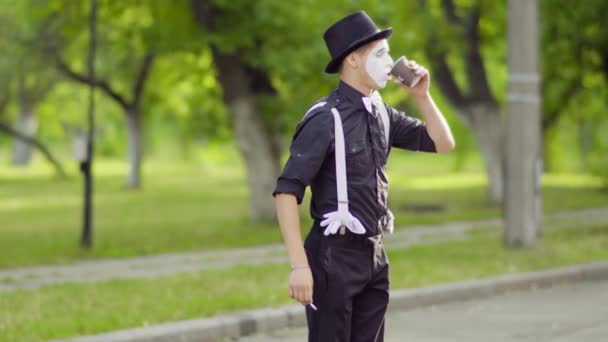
338, 81, 369, 109
338, 80, 378, 114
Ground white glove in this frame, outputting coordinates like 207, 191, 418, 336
320, 209, 366, 236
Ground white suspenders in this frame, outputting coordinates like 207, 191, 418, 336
303, 92, 392, 236
331, 108, 350, 217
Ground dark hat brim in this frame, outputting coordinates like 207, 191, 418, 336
324, 28, 392, 74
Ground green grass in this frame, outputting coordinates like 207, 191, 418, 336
1, 224, 607, 342
0, 144, 607, 268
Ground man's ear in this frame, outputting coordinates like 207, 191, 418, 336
345, 52, 361, 69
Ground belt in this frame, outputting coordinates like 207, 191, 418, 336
313, 219, 382, 238
308, 222, 386, 271
312, 220, 383, 247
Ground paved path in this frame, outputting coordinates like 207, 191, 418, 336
240, 280, 608, 341
1, 207, 606, 292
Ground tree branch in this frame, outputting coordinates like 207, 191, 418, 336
463, 5, 496, 104
55, 57, 130, 110
542, 79, 580, 131
441, 0, 464, 25
132, 52, 155, 110
0, 120, 67, 177
543, 41, 583, 131
191, 0, 217, 31
426, 40, 468, 109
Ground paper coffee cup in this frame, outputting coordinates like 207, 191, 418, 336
390, 56, 422, 87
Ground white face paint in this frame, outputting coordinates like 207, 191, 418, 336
364, 40, 393, 89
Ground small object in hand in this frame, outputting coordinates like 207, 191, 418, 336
309, 303, 318, 311
390, 56, 422, 88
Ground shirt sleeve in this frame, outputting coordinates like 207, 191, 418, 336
272, 111, 333, 204
387, 104, 436, 153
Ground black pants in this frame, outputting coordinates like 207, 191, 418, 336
304, 226, 390, 342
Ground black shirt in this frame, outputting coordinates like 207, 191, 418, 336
273, 81, 437, 235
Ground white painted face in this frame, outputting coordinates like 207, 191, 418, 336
364, 39, 393, 89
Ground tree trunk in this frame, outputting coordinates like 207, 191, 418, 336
541, 133, 553, 172
229, 96, 280, 221
126, 111, 143, 188
190, 1, 281, 221
12, 99, 37, 166
579, 119, 592, 170
456, 104, 504, 204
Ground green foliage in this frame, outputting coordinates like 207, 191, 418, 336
589, 136, 608, 189
144, 50, 229, 159
584, 82, 608, 188
0, 0, 228, 159
1, 0, 606, 177
541, 0, 608, 174
198, 0, 349, 130
0, 0, 61, 107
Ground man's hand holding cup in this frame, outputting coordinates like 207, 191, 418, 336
390, 56, 430, 98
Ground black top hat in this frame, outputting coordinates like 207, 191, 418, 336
323, 11, 392, 74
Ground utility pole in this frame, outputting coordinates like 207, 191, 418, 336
81, 0, 97, 249
504, 0, 542, 248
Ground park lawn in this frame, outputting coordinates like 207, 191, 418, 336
1, 224, 607, 342
0, 145, 607, 269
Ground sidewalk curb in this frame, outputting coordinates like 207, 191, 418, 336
54, 261, 608, 342
6, 206, 608, 293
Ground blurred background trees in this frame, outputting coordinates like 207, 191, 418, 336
2, 3, 607, 339
0, 0, 606, 222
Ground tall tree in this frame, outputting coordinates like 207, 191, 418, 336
418, 0, 505, 204
12, 67, 56, 166
0, 1, 65, 174
190, 0, 336, 221
49, 0, 200, 188
56, 53, 155, 188
399, 0, 607, 198
0, 4, 61, 166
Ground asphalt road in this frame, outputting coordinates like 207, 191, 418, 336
239, 280, 608, 341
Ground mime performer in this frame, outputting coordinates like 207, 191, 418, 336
273, 10, 456, 342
